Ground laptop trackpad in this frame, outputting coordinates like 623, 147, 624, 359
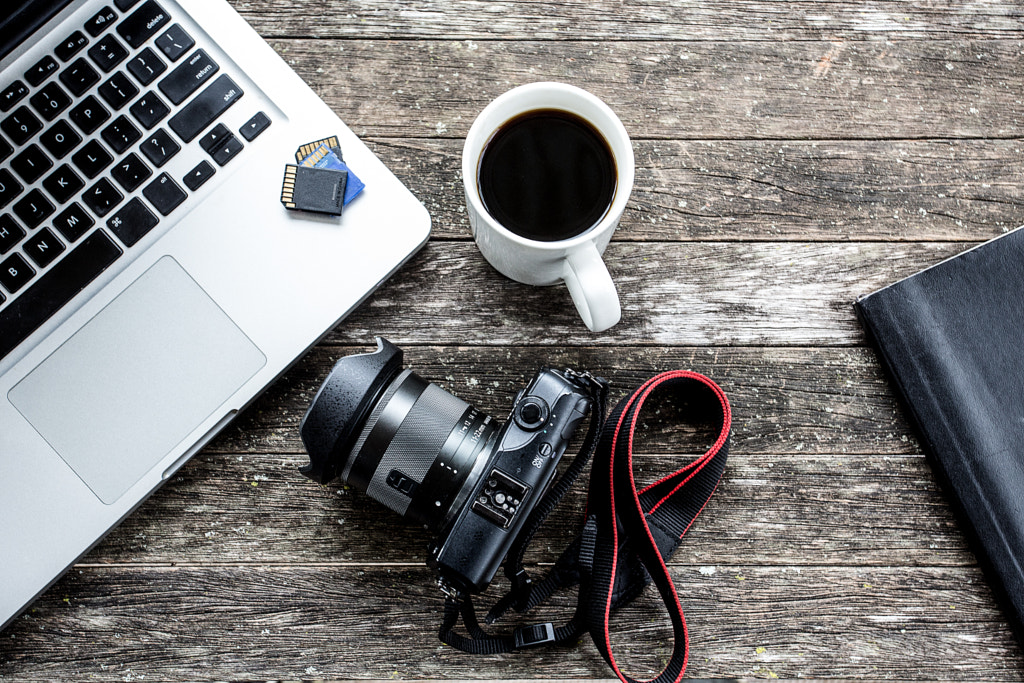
9, 257, 266, 504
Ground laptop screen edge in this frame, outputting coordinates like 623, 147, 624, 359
0, 0, 76, 62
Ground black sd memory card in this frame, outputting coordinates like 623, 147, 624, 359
280, 164, 349, 216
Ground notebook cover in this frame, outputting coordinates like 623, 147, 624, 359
855, 226, 1024, 643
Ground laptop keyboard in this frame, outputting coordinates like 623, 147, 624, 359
0, 0, 272, 361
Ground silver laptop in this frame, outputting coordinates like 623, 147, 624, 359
0, 0, 430, 629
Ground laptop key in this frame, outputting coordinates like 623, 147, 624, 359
82, 178, 123, 217
0, 133, 11, 162
13, 189, 56, 229
154, 24, 194, 62
53, 202, 95, 242
24, 228, 65, 269
129, 91, 170, 129
98, 72, 140, 110
59, 58, 101, 97
240, 111, 271, 141
115, 0, 142, 10
111, 152, 152, 191
0, 214, 26, 254
0, 81, 29, 112
42, 164, 86, 204
140, 128, 179, 167
117, 1, 171, 49
29, 83, 72, 121
25, 56, 59, 87
0, 253, 34, 293
198, 123, 229, 152
127, 47, 166, 86
101, 115, 141, 154
0, 169, 23, 208
159, 50, 218, 105
85, 6, 119, 37
182, 160, 214, 191
0, 229, 123, 361
11, 144, 53, 184
167, 74, 242, 142
142, 173, 185, 215
72, 139, 114, 178
107, 197, 157, 247
88, 35, 130, 73
2, 106, 43, 145
40, 120, 83, 158
210, 134, 242, 167
55, 31, 90, 63
69, 95, 111, 134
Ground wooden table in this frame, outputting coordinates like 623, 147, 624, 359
3, 1, 1023, 680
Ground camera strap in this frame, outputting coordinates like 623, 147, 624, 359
439, 370, 732, 683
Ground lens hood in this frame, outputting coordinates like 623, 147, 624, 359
299, 337, 405, 484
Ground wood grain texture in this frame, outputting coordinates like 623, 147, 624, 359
230, 0, 1024, 41
269, 38, 1024, 140
2, 565, 1020, 681
85, 450, 970, 568
366, 138, 1024, 241
314, 241, 969, 346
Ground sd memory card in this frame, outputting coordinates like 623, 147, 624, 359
280, 164, 348, 216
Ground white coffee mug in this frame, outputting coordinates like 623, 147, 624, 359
463, 82, 634, 333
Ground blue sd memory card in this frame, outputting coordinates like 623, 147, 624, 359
300, 143, 365, 205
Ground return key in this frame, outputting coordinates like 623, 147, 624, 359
158, 49, 219, 105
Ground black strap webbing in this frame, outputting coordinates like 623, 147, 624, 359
440, 370, 732, 683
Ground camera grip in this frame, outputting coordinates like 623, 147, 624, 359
561, 243, 620, 333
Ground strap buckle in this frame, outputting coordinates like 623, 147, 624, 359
562, 368, 609, 392
513, 622, 556, 649
510, 567, 533, 610
437, 577, 464, 601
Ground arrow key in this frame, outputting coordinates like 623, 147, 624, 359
239, 111, 270, 142
183, 160, 215, 191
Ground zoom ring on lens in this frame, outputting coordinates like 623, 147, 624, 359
345, 370, 497, 533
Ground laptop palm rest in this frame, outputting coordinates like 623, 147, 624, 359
9, 256, 266, 504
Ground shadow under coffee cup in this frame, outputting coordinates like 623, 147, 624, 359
463, 82, 634, 333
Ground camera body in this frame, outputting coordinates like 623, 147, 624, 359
429, 367, 591, 593
299, 338, 593, 595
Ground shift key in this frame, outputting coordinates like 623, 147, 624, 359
168, 74, 242, 142
159, 49, 219, 105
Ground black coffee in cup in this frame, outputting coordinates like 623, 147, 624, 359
477, 109, 617, 242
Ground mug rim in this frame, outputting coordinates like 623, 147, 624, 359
462, 81, 635, 251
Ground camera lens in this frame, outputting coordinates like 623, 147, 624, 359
300, 338, 500, 532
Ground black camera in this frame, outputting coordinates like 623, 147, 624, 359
299, 338, 593, 594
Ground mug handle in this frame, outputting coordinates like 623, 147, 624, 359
561, 243, 621, 333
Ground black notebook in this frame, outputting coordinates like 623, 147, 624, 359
855, 227, 1024, 644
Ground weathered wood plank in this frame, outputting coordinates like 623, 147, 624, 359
3, 566, 1020, 681
86, 451, 969, 568
368, 138, 1024, 242
298, 241, 968, 346
231, 0, 1024, 41
205, 345, 916, 457
268, 39, 1024, 139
